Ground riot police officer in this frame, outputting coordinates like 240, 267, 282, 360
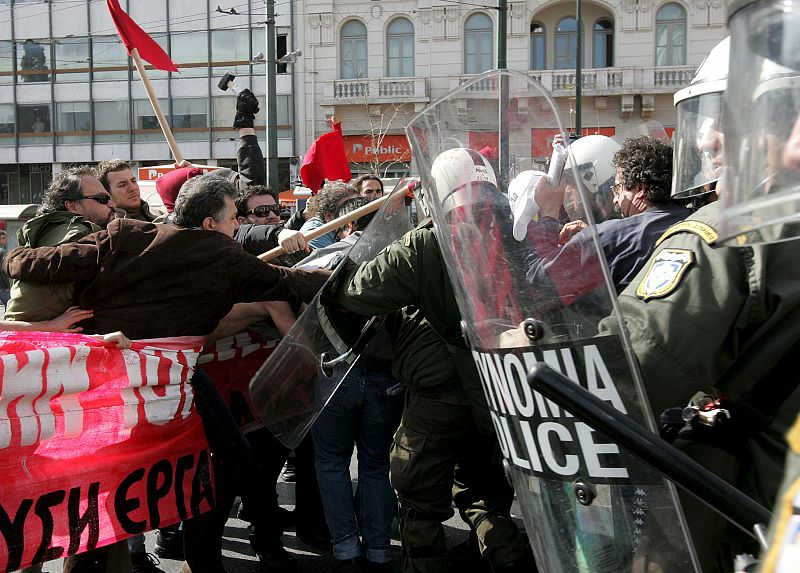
600, 3, 800, 569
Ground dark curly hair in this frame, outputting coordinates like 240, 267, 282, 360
612, 136, 673, 204
315, 181, 358, 221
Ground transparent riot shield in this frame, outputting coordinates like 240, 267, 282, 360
249, 181, 413, 448
406, 69, 700, 572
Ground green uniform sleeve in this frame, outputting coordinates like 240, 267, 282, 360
336, 228, 427, 316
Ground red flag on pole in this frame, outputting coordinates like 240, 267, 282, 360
300, 120, 353, 193
107, 0, 179, 72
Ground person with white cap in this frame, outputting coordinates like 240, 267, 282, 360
516, 135, 690, 296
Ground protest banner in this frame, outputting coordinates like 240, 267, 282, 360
198, 330, 280, 433
0, 332, 212, 571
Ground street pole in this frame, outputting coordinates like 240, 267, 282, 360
575, 0, 582, 137
266, 0, 280, 191
497, 0, 509, 189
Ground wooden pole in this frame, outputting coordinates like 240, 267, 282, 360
130, 48, 184, 164
259, 192, 394, 262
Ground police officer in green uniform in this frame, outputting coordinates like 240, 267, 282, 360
332, 170, 533, 572
600, 2, 800, 569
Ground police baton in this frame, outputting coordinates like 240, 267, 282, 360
259, 180, 419, 263
527, 363, 771, 547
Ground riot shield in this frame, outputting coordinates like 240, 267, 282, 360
249, 181, 413, 448
406, 69, 700, 572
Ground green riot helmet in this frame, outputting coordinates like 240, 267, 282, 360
672, 37, 729, 199
721, 0, 800, 245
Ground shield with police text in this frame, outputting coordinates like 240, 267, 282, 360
406, 69, 700, 572
249, 181, 413, 448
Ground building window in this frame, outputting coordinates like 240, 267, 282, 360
464, 13, 493, 74
212, 29, 251, 77
275, 93, 293, 138
57, 102, 91, 144
173, 98, 208, 141
593, 19, 613, 68
91, 37, 128, 81
387, 18, 414, 77
340, 20, 367, 79
17, 104, 51, 145
171, 31, 207, 77
55, 38, 90, 82
277, 32, 288, 74
18, 40, 50, 83
0, 104, 14, 137
94, 101, 129, 143
555, 17, 578, 70
134, 99, 169, 142
0, 41, 13, 85
656, 3, 686, 66
530, 21, 546, 71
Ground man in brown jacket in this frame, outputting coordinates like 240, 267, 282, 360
3, 174, 328, 339
3, 174, 330, 573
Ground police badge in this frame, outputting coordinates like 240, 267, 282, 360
636, 249, 694, 300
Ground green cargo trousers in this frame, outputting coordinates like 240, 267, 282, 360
390, 390, 530, 573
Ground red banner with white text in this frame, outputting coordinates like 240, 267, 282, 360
198, 330, 279, 433
0, 332, 212, 572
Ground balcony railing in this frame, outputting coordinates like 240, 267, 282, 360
325, 77, 429, 104
450, 65, 696, 97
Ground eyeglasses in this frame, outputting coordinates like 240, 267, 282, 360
610, 183, 625, 197
246, 204, 281, 217
79, 194, 112, 205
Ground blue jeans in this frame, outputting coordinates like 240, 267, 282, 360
311, 366, 404, 563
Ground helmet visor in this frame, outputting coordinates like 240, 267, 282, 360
721, 0, 800, 245
672, 92, 725, 199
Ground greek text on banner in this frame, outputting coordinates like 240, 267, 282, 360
0, 332, 214, 571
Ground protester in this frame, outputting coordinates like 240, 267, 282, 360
3, 174, 331, 572
294, 197, 404, 571
4, 166, 116, 324
299, 182, 358, 249
353, 174, 384, 201
526, 136, 690, 295
97, 159, 164, 221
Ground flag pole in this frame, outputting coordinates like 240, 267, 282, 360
130, 48, 184, 164
258, 192, 393, 263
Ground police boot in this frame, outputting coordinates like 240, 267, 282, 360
446, 530, 492, 573
490, 550, 538, 573
398, 504, 448, 573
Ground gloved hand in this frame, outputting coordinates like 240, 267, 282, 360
233, 88, 260, 129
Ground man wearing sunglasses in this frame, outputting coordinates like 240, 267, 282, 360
237, 184, 282, 226
4, 165, 117, 324
233, 185, 308, 263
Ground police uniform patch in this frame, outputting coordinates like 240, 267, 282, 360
636, 249, 694, 300
655, 220, 718, 246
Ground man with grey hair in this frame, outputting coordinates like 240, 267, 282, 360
3, 173, 331, 573
4, 165, 117, 323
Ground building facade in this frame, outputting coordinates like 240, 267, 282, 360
0, 0, 296, 205
294, 0, 727, 177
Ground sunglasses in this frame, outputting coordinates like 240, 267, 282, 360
246, 204, 281, 217
79, 194, 112, 205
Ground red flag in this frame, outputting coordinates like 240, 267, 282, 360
300, 120, 353, 193
107, 0, 179, 72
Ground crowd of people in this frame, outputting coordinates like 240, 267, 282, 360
4, 1, 800, 572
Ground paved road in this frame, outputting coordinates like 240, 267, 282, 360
41, 459, 475, 573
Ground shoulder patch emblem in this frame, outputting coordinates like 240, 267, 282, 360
636, 249, 694, 301
655, 220, 718, 247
